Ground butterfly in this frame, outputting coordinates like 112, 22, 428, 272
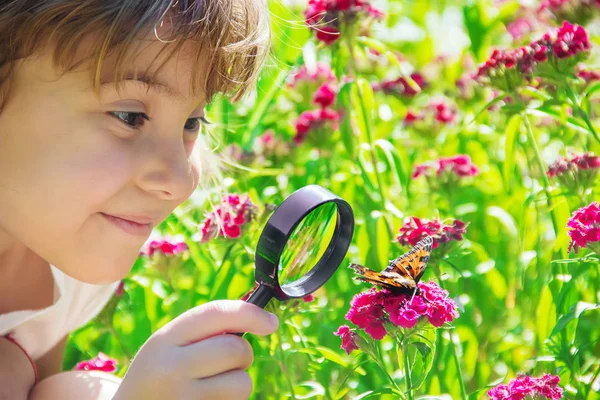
349, 236, 434, 294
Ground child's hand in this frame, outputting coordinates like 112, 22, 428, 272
113, 300, 279, 400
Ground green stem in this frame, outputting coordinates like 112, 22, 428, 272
276, 334, 297, 400
401, 342, 414, 400
369, 341, 407, 399
432, 265, 467, 400
450, 332, 468, 400
564, 83, 600, 144
344, 29, 394, 240
520, 113, 560, 239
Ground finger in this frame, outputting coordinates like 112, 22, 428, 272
190, 369, 253, 400
164, 300, 279, 346
175, 334, 254, 379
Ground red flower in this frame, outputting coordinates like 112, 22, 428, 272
547, 152, 600, 193
577, 67, 600, 83
567, 201, 600, 254
294, 108, 341, 144
315, 25, 341, 44
288, 62, 337, 88
488, 374, 564, 399
140, 239, 188, 257
548, 20, 591, 59
312, 83, 337, 108
412, 154, 479, 179
304, 0, 384, 44
73, 353, 118, 373
345, 288, 387, 339
334, 325, 360, 354
397, 217, 467, 249
199, 194, 258, 243
372, 73, 427, 97
345, 281, 459, 339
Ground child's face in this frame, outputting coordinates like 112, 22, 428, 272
0, 36, 207, 284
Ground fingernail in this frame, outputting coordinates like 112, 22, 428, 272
268, 312, 279, 328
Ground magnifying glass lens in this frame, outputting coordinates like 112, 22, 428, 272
278, 202, 338, 287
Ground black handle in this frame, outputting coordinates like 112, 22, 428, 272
233, 284, 274, 337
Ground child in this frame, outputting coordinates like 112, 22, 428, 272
0, 1, 279, 399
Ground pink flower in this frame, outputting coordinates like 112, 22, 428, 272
73, 353, 118, 373
412, 154, 479, 179
115, 280, 125, 297
403, 98, 458, 129
488, 374, 564, 399
334, 325, 360, 354
294, 108, 341, 144
304, 0, 384, 45
547, 152, 600, 193
345, 281, 458, 339
372, 73, 427, 97
140, 239, 188, 257
312, 83, 337, 108
567, 201, 600, 254
397, 217, 468, 249
199, 194, 259, 243
345, 288, 387, 340
547, 20, 591, 59
577, 67, 600, 83
288, 62, 337, 89
475, 22, 591, 92
303, 293, 315, 302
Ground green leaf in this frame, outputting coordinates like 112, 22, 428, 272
550, 302, 600, 338
338, 81, 356, 158
503, 114, 520, 191
536, 285, 557, 348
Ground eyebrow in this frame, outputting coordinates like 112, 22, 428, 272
99, 71, 187, 102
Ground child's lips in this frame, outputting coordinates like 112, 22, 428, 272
100, 213, 154, 236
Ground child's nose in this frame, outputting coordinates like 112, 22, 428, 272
135, 137, 197, 202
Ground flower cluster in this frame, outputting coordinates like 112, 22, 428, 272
397, 217, 468, 249
412, 154, 479, 180
372, 73, 427, 97
294, 82, 341, 144
139, 238, 188, 257
577, 67, 600, 83
404, 97, 458, 128
538, 0, 600, 25
475, 21, 591, 92
199, 194, 258, 242
252, 129, 291, 163
288, 62, 337, 89
567, 201, 600, 254
488, 374, 564, 400
304, 0, 384, 44
73, 353, 118, 373
337, 281, 459, 351
547, 152, 600, 193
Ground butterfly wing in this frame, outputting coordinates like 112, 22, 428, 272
348, 263, 414, 292
383, 236, 433, 284
349, 236, 433, 294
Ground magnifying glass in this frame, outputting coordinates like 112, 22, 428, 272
235, 184, 354, 334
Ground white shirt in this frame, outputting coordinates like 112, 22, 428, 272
0, 265, 119, 360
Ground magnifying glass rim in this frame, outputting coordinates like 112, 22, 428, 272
253, 184, 354, 300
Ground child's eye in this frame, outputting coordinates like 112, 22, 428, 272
184, 116, 211, 132
110, 111, 150, 129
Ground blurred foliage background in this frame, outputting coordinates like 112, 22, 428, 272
65, 0, 600, 398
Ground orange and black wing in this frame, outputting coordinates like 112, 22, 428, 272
348, 263, 416, 292
383, 236, 433, 284
348, 236, 433, 294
